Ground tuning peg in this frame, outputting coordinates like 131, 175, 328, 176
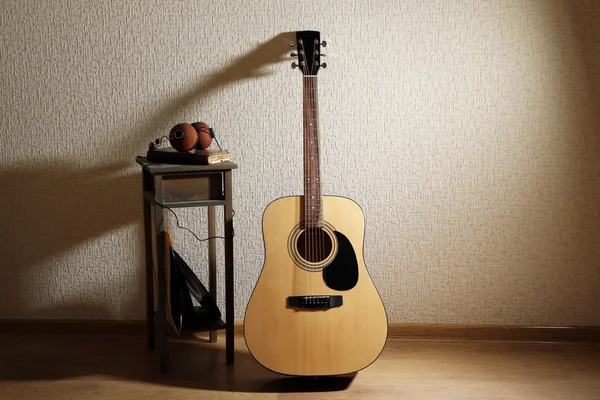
289, 41, 296, 47
290, 52, 297, 57
292, 62, 298, 69
321, 41, 327, 47
321, 63, 327, 68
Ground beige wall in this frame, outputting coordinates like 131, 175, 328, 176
0, 0, 598, 324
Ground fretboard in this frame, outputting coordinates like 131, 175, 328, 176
303, 76, 323, 228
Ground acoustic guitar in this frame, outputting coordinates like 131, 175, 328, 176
243, 30, 388, 376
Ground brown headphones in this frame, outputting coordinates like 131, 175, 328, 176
149, 122, 215, 152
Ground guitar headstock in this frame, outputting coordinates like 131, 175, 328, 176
289, 30, 327, 75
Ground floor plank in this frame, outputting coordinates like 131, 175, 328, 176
0, 334, 598, 399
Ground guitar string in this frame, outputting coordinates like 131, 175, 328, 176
312, 77, 318, 279
303, 50, 324, 304
307, 76, 313, 275
307, 77, 321, 271
298, 47, 310, 300
309, 76, 316, 300
310, 77, 321, 268
313, 75, 322, 267
311, 41, 320, 337
301, 47, 309, 303
310, 76, 315, 300
314, 75, 323, 265
313, 76, 317, 278
307, 71, 312, 316
303, 72, 307, 298
305, 75, 310, 299
307, 78, 312, 273
312, 75, 316, 300
311, 74, 323, 306
309, 76, 314, 279
309, 75, 314, 270
308, 75, 315, 300
309, 75, 314, 268
304, 76, 313, 278
312, 75, 317, 299
305, 73, 313, 301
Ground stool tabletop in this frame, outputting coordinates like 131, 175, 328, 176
136, 157, 238, 175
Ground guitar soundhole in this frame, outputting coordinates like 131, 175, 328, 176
296, 228, 333, 263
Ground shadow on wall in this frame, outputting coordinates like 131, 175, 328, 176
106, 31, 295, 166
561, 1, 600, 304
568, 2, 600, 132
0, 32, 294, 319
0, 163, 140, 319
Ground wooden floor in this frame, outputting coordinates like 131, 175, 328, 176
0, 333, 599, 399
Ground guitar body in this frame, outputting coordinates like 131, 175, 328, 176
244, 195, 388, 376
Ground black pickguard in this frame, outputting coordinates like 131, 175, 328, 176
322, 231, 359, 291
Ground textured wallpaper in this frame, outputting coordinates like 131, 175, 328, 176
0, 0, 598, 325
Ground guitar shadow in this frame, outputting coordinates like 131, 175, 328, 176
0, 334, 357, 393
104, 31, 296, 165
0, 32, 295, 319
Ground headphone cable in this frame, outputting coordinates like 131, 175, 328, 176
139, 160, 235, 243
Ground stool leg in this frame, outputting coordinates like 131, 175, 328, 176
143, 199, 155, 351
154, 177, 168, 373
156, 230, 168, 373
224, 171, 234, 365
208, 206, 217, 343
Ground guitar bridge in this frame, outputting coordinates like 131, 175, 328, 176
287, 295, 343, 310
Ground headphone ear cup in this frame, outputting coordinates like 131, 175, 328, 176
191, 121, 213, 150
169, 123, 198, 152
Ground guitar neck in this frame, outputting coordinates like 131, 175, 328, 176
303, 75, 323, 228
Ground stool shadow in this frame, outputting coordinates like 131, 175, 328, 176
0, 162, 143, 319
